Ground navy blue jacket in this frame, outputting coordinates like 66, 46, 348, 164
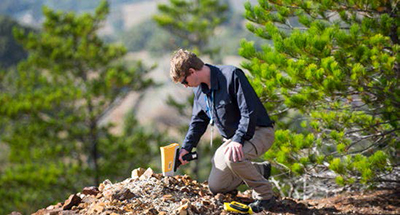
182, 64, 274, 152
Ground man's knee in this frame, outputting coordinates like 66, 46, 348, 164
208, 181, 224, 195
208, 175, 233, 195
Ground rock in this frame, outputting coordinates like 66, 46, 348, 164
162, 194, 173, 201
62, 194, 82, 210
180, 187, 190, 193
98, 183, 105, 192
103, 189, 114, 200
46, 205, 55, 210
163, 176, 176, 185
87, 202, 105, 214
103, 179, 112, 186
143, 208, 158, 215
96, 193, 103, 199
32, 208, 62, 215
112, 188, 136, 201
139, 167, 154, 180
177, 203, 189, 215
214, 193, 224, 202
131, 167, 146, 179
82, 186, 99, 196
199, 190, 207, 197
81, 195, 96, 204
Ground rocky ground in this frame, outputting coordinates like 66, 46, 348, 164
26, 167, 399, 215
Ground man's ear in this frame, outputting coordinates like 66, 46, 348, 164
188, 68, 196, 74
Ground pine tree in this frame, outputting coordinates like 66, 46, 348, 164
240, 0, 399, 194
153, 0, 229, 58
0, 1, 163, 213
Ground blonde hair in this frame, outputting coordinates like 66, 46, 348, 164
170, 49, 204, 83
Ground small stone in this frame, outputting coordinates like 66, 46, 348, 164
48, 208, 63, 215
60, 210, 77, 215
180, 187, 190, 193
46, 205, 55, 210
82, 196, 96, 204
103, 179, 112, 186
113, 188, 135, 201
139, 168, 154, 180
177, 203, 189, 215
96, 193, 103, 199
88, 202, 105, 214
63, 194, 82, 210
77, 203, 87, 209
162, 194, 173, 201
131, 167, 146, 179
143, 208, 158, 215
103, 189, 114, 200
153, 173, 163, 180
201, 200, 211, 205
82, 186, 100, 196
214, 193, 224, 202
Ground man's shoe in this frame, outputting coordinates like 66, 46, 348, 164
261, 161, 271, 180
249, 197, 276, 213
226, 189, 238, 196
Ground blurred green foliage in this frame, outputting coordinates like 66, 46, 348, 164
153, 0, 229, 59
0, 1, 165, 214
119, 11, 267, 61
240, 0, 399, 194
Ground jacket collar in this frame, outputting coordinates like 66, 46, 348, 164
200, 64, 219, 94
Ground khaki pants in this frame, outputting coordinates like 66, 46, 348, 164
208, 126, 275, 200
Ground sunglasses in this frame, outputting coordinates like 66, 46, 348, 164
181, 74, 189, 85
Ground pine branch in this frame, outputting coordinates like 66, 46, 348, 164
335, 4, 396, 15
270, 107, 290, 116
345, 120, 400, 135
376, 179, 400, 183
276, 26, 309, 31
270, 177, 286, 197
305, 172, 336, 180
343, 129, 399, 156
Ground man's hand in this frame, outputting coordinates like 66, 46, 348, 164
224, 141, 244, 162
179, 148, 190, 166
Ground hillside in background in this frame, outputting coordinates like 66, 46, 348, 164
0, 15, 32, 69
